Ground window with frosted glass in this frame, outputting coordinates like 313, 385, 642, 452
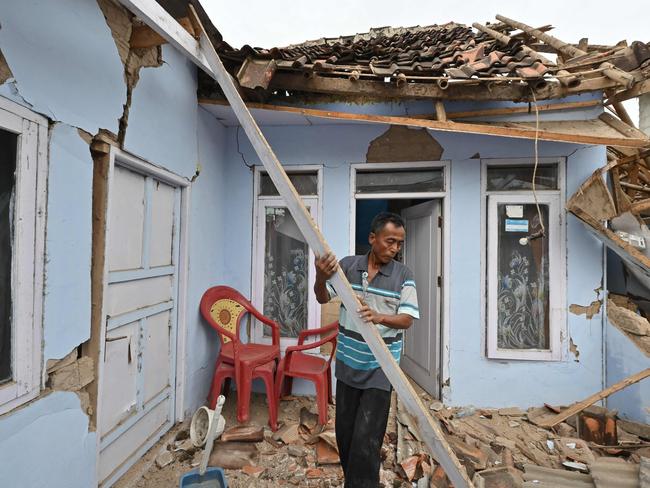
496, 203, 550, 350
262, 207, 309, 338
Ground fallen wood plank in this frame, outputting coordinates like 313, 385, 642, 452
606, 79, 650, 105
198, 98, 649, 148
116, 1, 473, 486
537, 368, 650, 428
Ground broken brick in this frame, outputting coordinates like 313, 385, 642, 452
221, 424, 265, 443
316, 439, 340, 465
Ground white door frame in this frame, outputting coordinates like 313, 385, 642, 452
349, 161, 451, 398
95, 146, 190, 486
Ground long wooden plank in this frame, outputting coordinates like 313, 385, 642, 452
116, 1, 473, 486
268, 70, 620, 102
201, 97, 601, 121
537, 368, 650, 428
198, 98, 648, 148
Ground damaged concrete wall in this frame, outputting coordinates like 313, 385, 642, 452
0, 0, 125, 133
221, 97, 606, 406
44, 124, 94, 360
0, 0, 229, 485
0, 392, 96, 488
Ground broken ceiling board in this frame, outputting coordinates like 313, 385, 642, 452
571, 214, 650, 290
117, 2, 473, 486
607, 299, 650, 357
199, 98, 649, 147
483, 117, 650, 148
566, 169, 617, 222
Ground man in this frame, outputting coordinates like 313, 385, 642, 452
314, 212, 419, 488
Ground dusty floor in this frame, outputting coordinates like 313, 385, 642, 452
115, 387, 649, 488
115, 392, 343, 488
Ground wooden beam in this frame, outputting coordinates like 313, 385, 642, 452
267, 70, 620, 102
495, 15, 634, 88
199, 98, 649, 148
130, 16, 195, 49
117, 1, 474, 487
606, 79, 650, 105
537, 368, 650, 428
472, 22, 580, 88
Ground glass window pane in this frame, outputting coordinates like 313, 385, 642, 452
487, 165, 558, 191
263, 207, 309, 338
260, 172, 317, 196
356, 169, 444, 194
0, 129, 18, 384
497, 203, 550, 350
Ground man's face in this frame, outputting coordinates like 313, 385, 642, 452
369, 222, 405, 264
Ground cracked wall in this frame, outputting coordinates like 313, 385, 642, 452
0, 0, 225, 485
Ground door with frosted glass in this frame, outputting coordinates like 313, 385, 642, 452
254, 198, 319, 345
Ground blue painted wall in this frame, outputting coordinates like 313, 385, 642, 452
219, 108, 608, 408
0, 1, 228, 486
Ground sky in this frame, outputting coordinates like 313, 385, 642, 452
202, 0, 649, 122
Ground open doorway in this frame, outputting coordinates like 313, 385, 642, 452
355, 198, 442, 398
351, 160, 446, 398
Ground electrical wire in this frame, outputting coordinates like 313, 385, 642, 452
531, 89, 546, 238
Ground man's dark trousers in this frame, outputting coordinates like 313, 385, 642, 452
335, 380, 392, 488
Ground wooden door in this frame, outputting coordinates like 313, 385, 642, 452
97, 159, 183, 487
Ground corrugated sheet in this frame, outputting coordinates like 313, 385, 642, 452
591, 458, 639, 488
523, 464, 595, 488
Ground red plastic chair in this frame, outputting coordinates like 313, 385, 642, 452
275, 321, 339, 426
200, 286, 281, 430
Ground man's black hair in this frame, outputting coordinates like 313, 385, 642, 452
370, 212, 405, 235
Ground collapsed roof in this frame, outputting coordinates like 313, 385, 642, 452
209, 15, 650, 104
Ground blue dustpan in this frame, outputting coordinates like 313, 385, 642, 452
179, 467, 227, 488
180, 396, 227, 488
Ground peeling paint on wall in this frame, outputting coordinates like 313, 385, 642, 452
365, 125, 444, 162
570, 338, 580, 361
569, 300, 602, 319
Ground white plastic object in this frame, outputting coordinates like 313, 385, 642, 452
190, 398, 226, 448
615, 230, 646, 249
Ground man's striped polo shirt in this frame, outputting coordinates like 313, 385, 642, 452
326, 253, 419, 392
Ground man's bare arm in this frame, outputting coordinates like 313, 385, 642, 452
357, 305, 413, 330
314, 252, 338, 304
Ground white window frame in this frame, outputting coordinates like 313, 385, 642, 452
0, 97, 48, 414
482, 158, 566, 361
251, 165, 323, 350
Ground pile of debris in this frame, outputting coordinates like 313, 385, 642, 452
394, 391, 650, 488
124, 388, 650, 488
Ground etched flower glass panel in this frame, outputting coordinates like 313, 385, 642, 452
496, 203, 550, 350
263, 207, 309, 338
